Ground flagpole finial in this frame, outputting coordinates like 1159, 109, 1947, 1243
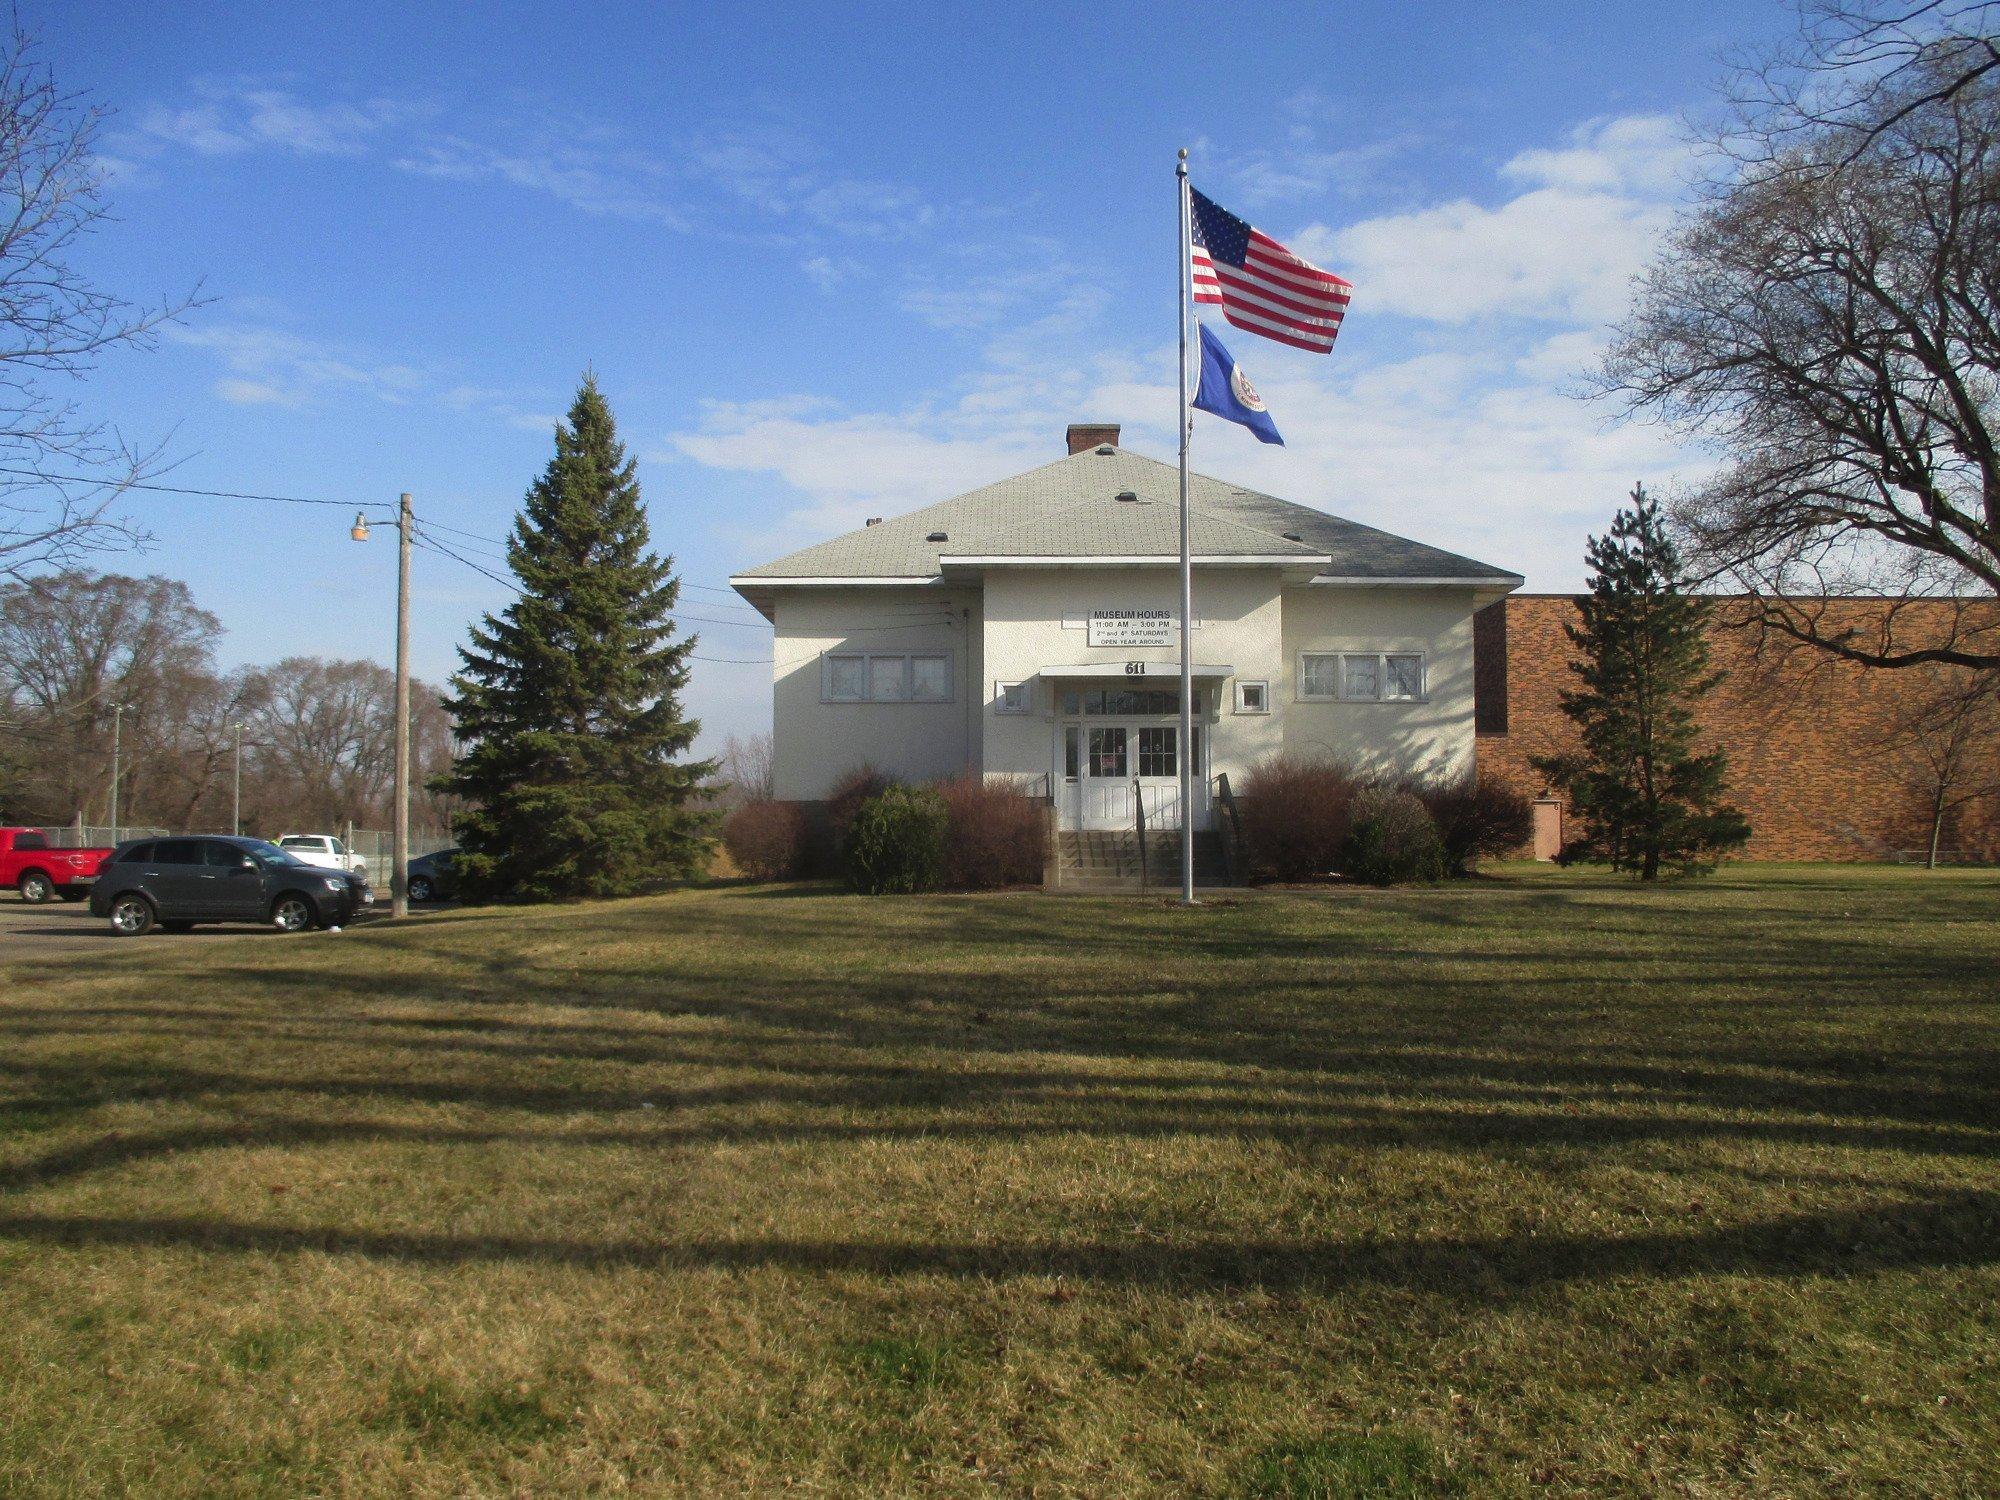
1178, 147, 1187, 160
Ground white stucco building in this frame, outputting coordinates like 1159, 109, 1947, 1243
731, 424, 1521, 835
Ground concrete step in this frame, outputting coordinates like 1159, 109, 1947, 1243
1051, 831, 1233, 891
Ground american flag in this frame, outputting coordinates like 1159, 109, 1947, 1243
1189, 186, 1351, 353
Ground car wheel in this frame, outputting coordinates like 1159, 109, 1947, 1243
271, 894, 316, 933
109, 893, 156, 936
161, 920, 195, 934
408, 875, 434, 902
18, 871, 54, 904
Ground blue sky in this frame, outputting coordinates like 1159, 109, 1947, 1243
51, 0, 1790, 751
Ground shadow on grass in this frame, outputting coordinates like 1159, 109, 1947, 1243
0, 1186, 1991, 1295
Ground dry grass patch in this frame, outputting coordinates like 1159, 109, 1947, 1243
0, 866, 1996, 1495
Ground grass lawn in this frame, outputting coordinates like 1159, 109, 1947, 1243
1, 865, 1996, 1497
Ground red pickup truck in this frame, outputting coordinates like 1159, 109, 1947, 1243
0, 828, 113, 903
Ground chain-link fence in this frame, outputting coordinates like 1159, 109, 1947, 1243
35, 825, 169, 848
341, 827, 456, 874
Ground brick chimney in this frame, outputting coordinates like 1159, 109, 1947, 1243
1066, 423, 1121, 455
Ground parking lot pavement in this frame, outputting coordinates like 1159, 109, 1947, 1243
0, 893, 386, 962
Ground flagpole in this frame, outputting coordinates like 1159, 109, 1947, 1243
1176, 148, 1196, 906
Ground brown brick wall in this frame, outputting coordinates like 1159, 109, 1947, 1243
1476, 595, 2000, 863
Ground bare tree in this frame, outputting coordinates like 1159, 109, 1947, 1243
246, 657, 399, 830
0, 30, 196, 585
0, 570, 221, 822
1872, 665, 2000, 862
1604, 0, 2000, 670
714, 731, 775, 807
1719, 3, 2000, 170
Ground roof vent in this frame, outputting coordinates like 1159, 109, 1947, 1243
1115, 489, 1139, 503
1095, 444, 1115, 455
926, 530, 948, 542
865, 517, 882, 527
1282, 530, 1303, 541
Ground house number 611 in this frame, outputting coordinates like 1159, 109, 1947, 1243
1124, 661, 1146, 675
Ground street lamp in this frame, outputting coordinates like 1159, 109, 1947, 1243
232, 720, 246, 836
109, 702, 133, 845
352, 494, 412, 918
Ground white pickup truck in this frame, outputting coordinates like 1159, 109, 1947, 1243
275, 834, 369, 879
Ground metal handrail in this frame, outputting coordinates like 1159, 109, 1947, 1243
1133, 778, 1147, 889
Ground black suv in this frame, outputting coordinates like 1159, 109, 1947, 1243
90, 835, 371, 936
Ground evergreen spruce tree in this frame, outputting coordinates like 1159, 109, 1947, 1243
1532, 486, 1750, 880
439, 376, 714, 899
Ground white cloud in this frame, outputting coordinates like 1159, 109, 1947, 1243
669, 110, 1709, 591
214, 377, 300, 406
801, 255, 860, 291
168, 318, 551, 426
897, 256, 1106, 334
1501, 113, 1690, 196
133, 84, 423, 158
1288, 112, 1691, 326
391, 136, 688, 226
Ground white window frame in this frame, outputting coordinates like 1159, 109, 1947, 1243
1297, 651, 1428, 703
1233, 679, 1270, 714
909, 654, 952, 703
822, 651, 954, 705
994, 679, 1032, 715
824, 653, 868, 702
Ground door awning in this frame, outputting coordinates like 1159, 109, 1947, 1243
1037, 662, 1235, 680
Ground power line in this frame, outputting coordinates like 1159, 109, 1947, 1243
0, 466, 357, 508
410, 531, 774, 664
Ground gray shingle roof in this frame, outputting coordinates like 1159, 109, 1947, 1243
734, 445, 1518, 582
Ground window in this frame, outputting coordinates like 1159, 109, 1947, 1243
1299, 652, 1428, 703
868, 656, 907, 702
1064, 726, 1080, 781
1341, 654, 1381, 700
279, 836, 321, 850
910, 655, 951, 702
1058, 687, 1203, 715
1234, 679, 1269, 714
13, 831, 46, 850
154, 839, 204, 865
1087, 726, 1127, 778
1384, 654, 1424, 701
1301, 655, 1342, 700
1137, 726, 1177, 778
826, 655, 866, 701
995, 680, 1032, 714
824, 652, 952, 704
117, 842, 154, 864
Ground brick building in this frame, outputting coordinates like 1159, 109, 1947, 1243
1475, 595, 2000, 863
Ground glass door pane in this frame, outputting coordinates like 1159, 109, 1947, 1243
1087, 727, 1127, 778
1137, 726, 1176, 777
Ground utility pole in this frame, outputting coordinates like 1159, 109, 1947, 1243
352, 496, 414, 919
109, 703, 131, 845
232, 721, 245, 836
393, 492, 412, 919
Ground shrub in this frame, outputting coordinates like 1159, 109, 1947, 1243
1235, 755, 1362, 882
800, 765, 893, 876
1410, 770, 1534, 874
844, 785, 949, 894
1343, 787, 1447, 885
936, 775, 1049, 889
721, 799, 807, 880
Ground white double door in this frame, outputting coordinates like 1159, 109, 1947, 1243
1059, 720, 1210, 831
